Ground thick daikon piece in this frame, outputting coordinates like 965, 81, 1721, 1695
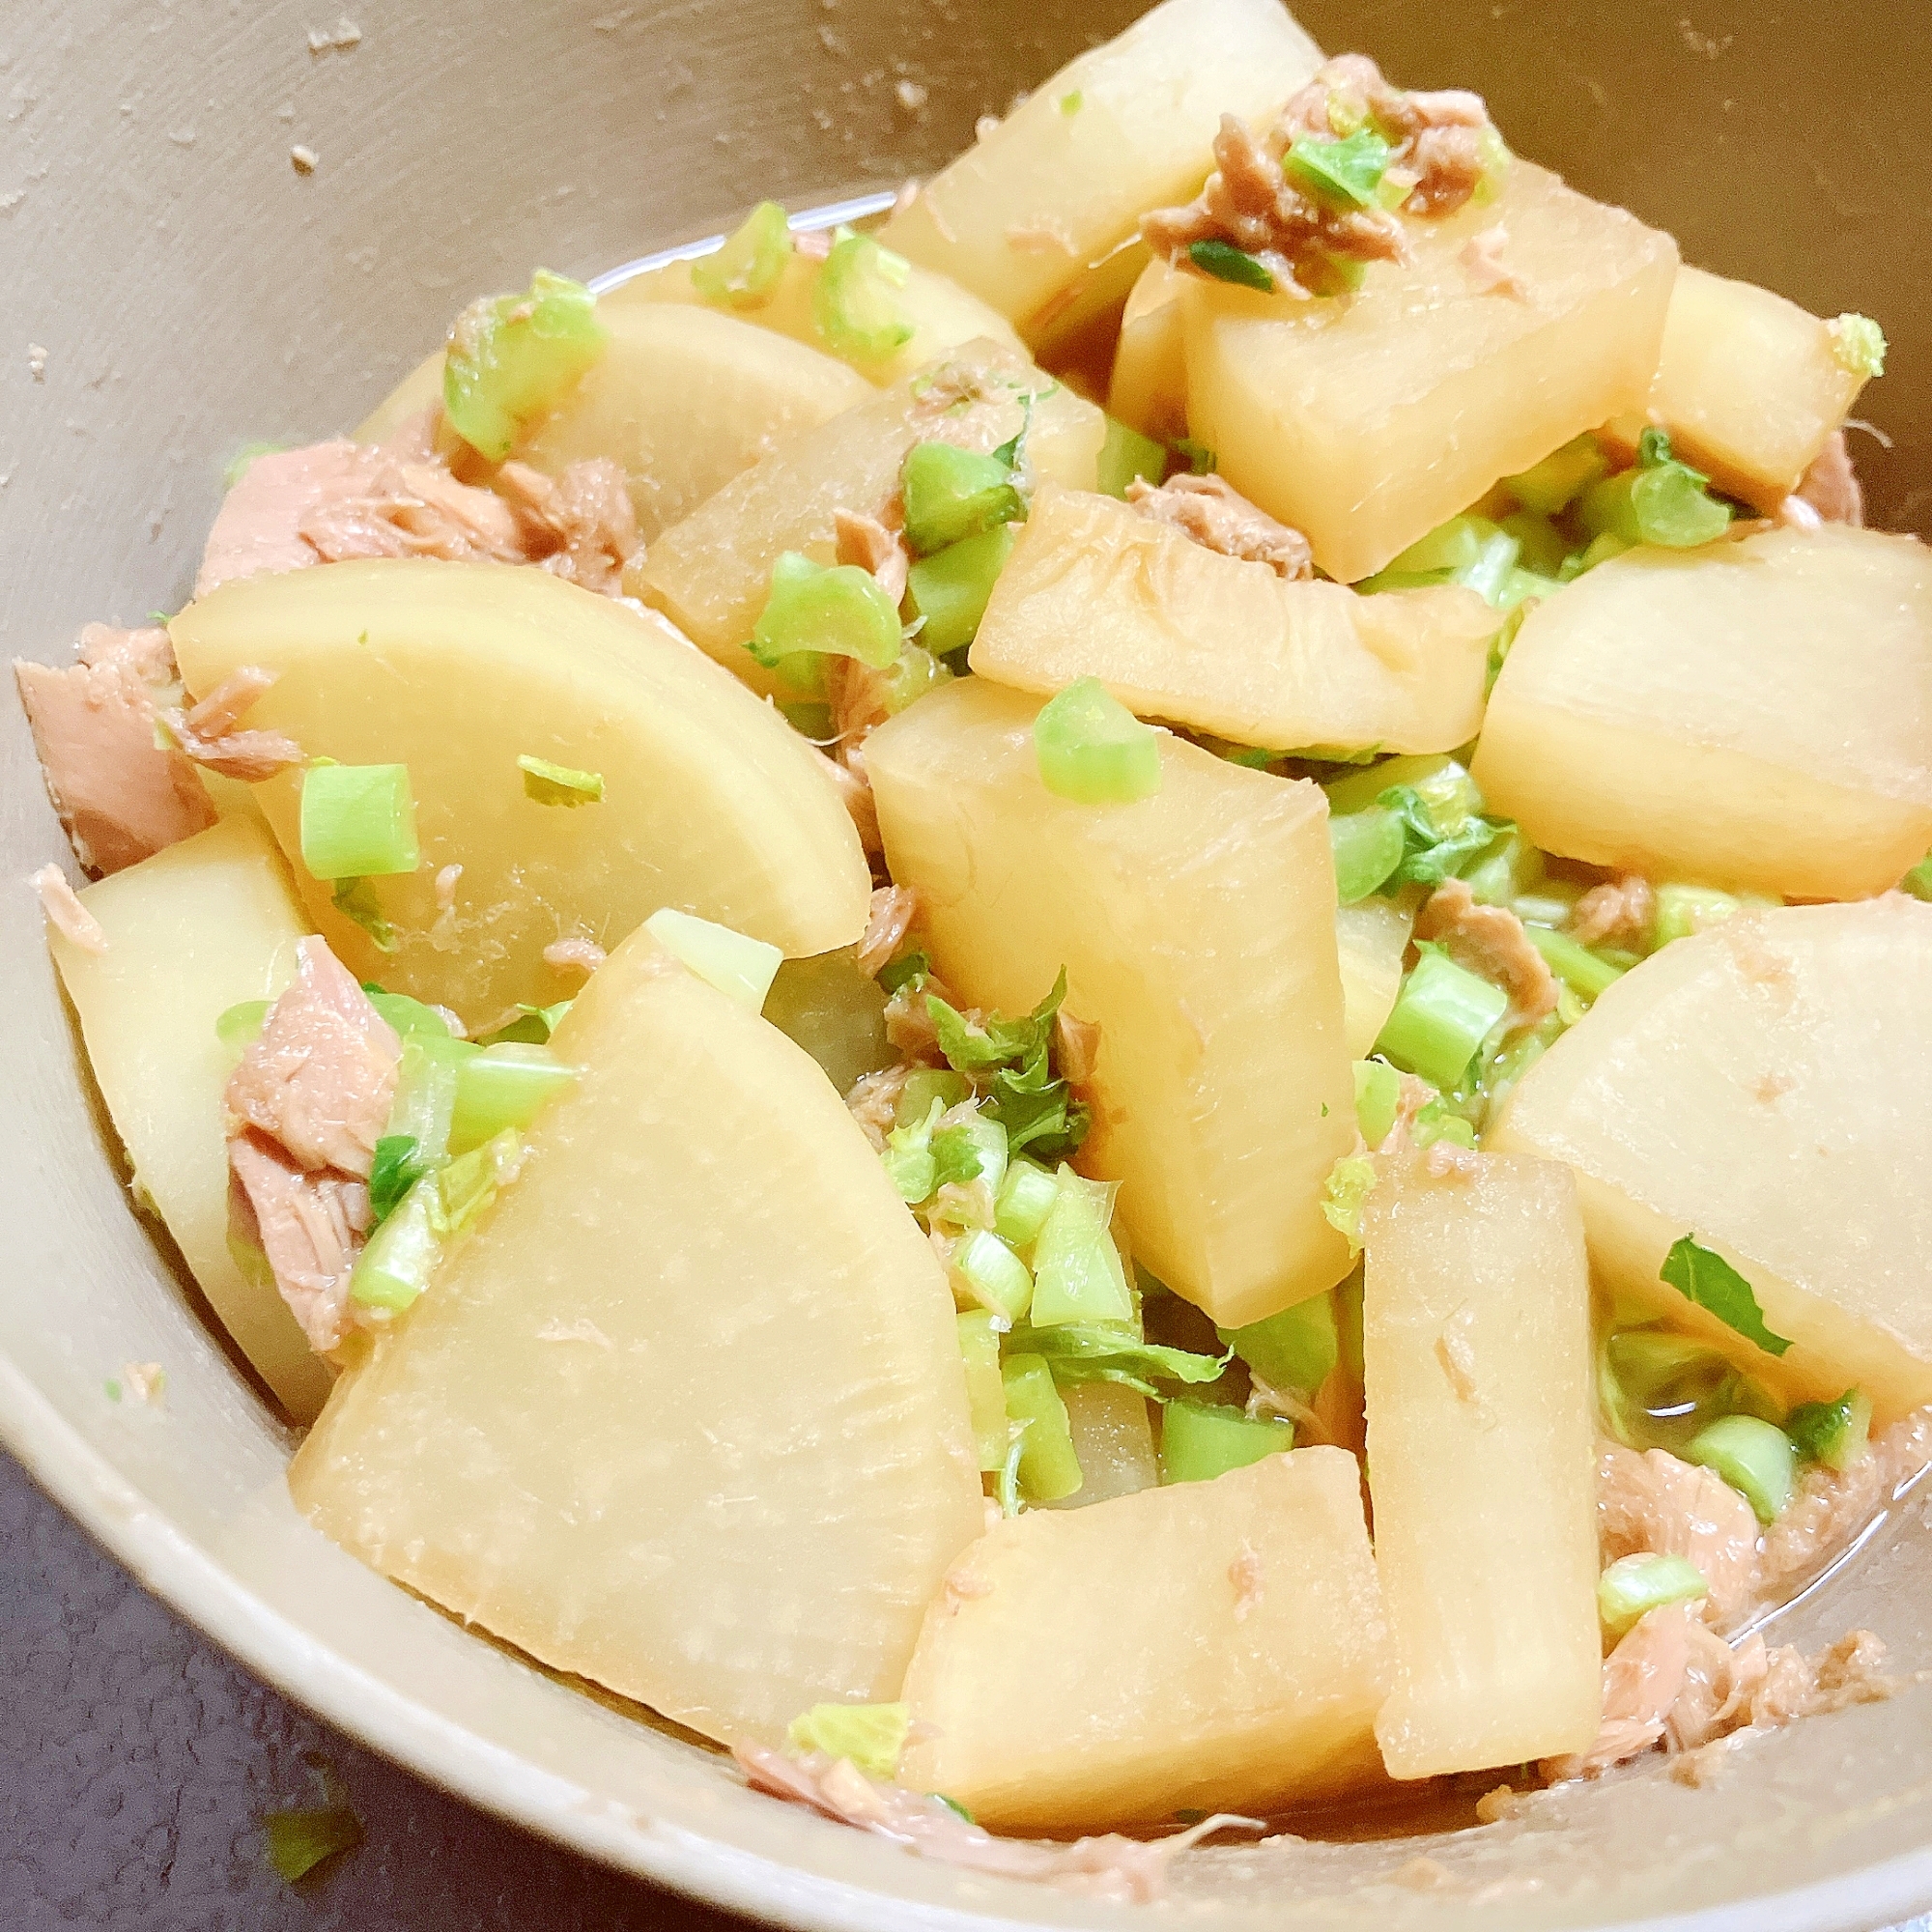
1642, 268, 1874, 506
970, 486, 1496, 753
1028, 237, 1151, 374
1336, 895, 1414, 1060
604, 249, 1026, 387
1043, 1380, 1159, 1509
289, 926, 983, 1745
45, 818, 329, 1420
1492, 899, 1932, 1421
877, 0, 1322, 337
867, 677, 1354, 1328
352, 350, 452, 446
899, 1446, 1390, 1829
1184, 162, 1677, 582
509, 302, 868, 539
1471, 526, 1932, 901
1108, 257, 1190, 441
171, 559, 870, 1020
633, 344, 1103, 685
1363, 1149, 1600, 1777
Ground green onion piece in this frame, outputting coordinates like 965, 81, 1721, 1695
931, 1112, 1009, 1194
781, 699, 836, 741
1329, 806, 1406, 904
1499, 509, 1572, 577
447, 1043, 579, 1155
1558, 530, 1633, 581
950, 1227, 1035, 1322
1352, 1058, 1401, 1148
895, 1066, 970, 1127
1599, 1325, 1781, 1454
477, 999, 572, 1047
994, 1156, 1060, 1250
1901, 854, 1932, 902
443, 270, 606, 463
1028, 1167, 1133, 1327
1661, 1235, 1794, 1357
1159, 1398, 1293, 1486
1002, 1353, 1083, 1502
1651, 882, 1743, 949
1005, 1321, 1228, 1400
1034, 677, 1162, 805
517, 754, 604, 807
906, 525, 1017, 658
784, 1701, 911, 1778
813, 233, 917, 361
1828, 313, 1887, 380
1785, 1387, 1873, 1471
1096, 416, 1168, 498
956, 1310, 1011, 1471
1172, 437, 1217, 476
1455, 527, 1523, 607
1284, 128, 1394, 208
900, 440, 1025, 556
1187, 239, 1274, 292
1597, 1551, 1708, 1640
1460, 825, 1538, 908
431, 1128, 523, 1242
1219, 1291, 1338, 1396
222, 440, 285, 490
328, 879, 398, 953
361, 987, 456, 1040
692, 200, 793, 308
385, 1032, 479, 1166
1499, 565, 1564, 611
1685, 1413, 1796, 1523
1375, 947, 1510, 1089
264, 1803, 364, 1884
1523, 923, 1625, 1002
368, 1133, 424, 1226
1322, 1152, 1378, 1253
1325, 752, 1483, 830
1504, 435, 1608, 515
215, 998, 270, 1060
752, 552, 904, 672
878, 642, 953, 716
1577, 450, 1731, 550
299, 763, 419, 880
348, 1175, 440, 1313
644, 906, 783, 1011
876, 950, 931, 997
1060, 89, 1083, 113
883, 1097, 943, 1205
1410, 1094, 1477, 1151
1386, 514, 1491, 576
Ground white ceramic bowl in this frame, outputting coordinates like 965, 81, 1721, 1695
6, 3, 1930, 1926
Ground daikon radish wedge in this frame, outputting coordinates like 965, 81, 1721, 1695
867, 677, 1354, 1328
1336, 896, 1414, 1060
289, 925, 983, 1745
969, 486, 1496, 753
1183, 161, 1676, 582
899, 1446, 1390, 1829
1363, 1149, 1600, 1777
877, 0, 1323, 339
1043, 1380, 1159, 1509
1471, 526, 1932, 901
1108, 256, 1190, 442
44, 818, 329, 1420
1492, 898, 1932, 1421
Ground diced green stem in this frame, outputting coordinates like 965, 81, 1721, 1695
1027, 1167, 1133, 1326
299, 763, 420, 880
1374, 948, 1510, 1089
1352, 1057, 1401, 1147
1002, 1353, 1083, 1502
1218, 1292, 1338, 1395
812, 234, 916, 361
1685, 1414, 1796, 1522
1096, 416, 1167, 499
644, 907, 783, 1010
692, 201, 794, 308
900, 441, 1024, 555
951, 1228, 1035, 1323
447, 1044, 579, 1155
1598, 1551, 1707, 1639
1033, 677, 1162, 806
956, 1310, 1011, 1471
1523, 923, 1626, 1001
1159, 1399, 1293, 1485
907, 526, 1016, 658
752, 553, 904, 672
443, 270, 606, 462
993, 1157, 1060, 1249
1329, 807, 1406, 903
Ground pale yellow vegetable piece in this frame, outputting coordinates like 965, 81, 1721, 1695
1183, 161, 1677, 582
1471, 526, 1932, 902
1641, 267, 1875, 507
970, 486, 1497, 753
352, 349, 452, 446
171, 559, 870, 1020
1336, 895, 1415, 1060
1027, 236, 1151, 373
289, 925, 983, 1745
1108, 255, 1190, 441
1043, 1380, 1159, 1509
1492, 899, 1932, 1422
867, 677, 1354, 1328
1363, 1149, 1600, 1777
604, 248, 1026, 387
901, 1445, 1388, 1829
45, 818, 329, 1421
634, 343, 1103, 686
879, 0, 1322, 338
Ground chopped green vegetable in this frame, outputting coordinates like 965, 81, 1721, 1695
263, 1802, 364, 1884
1455, 527, 1523, 608
1598, 1325, 1783, 1454
1006, 1321, 1228, 1401
1786, 1387, 1873, 1472
1504, 435, 1608, 515
813, 232, 916, 361
328, 878, 398, 953
1034, 677, 1162, 805
956, 1310, 1010, 1470
906, 524, 1017, 658
1499, 509, 1574, 578
900, 440, 1025, 555
876, 640, 953, 716
385, 1031, 478, 1166
644, 906, 783, 1010
993, 1156, 1060, 1248
517, 754, 604, 807
1160, 1398, 1293, 1485
1219, 1291, 1337, 1396
1651, 881, 1764, 948
1375, 946, 1510, 1089
931, 1111, 1009, 1194
927, 975, 1064, 1072
949, 1228, 1035, 1321
883, 1096, 944, 1205
1577, 432, 1732, 550
1686, 1412, 1795, 1522
1597, 1551, 1708, 1640
1352, 1058, 1401, 1148
361, 985, 457, 1040
1900, 854, 1932, 902
1522, 923, 1625, 1002
1829, 313, 1888, 380
1409, 1092, 1477, 1151
348, 1175, 440, 1313
785, 1701, 911, 1779
1096, 415, 1168, 498
1327, 753, 1481, 827
1059, 90, 1083, 114
215, 998, 270, 1060
1284, 128, 1394, 209
1660, 1236, 1793, 1357
299, 763, 419, 880
1328, 806, 1406, 904
1172, 438, 1218, 476
430, 1128, 523, 1242
368, 1134, 424, 1226
1558, 530, 1633, 581
447, 1043, 579, 1155
1321, 1152, 1378, 1254
477, 999, 573, 1047
692, 200, 793, 308
1376, 785, 1505, 891
924, 972, 1089, 1161
223, 440, 286, 490
878, 949, 935, 997
894, 1065, 969, 1124
752, 552, 904, 672
1003, 1352, 1083, 1502
443, 269, 605, 463
1029, 1167, 1133, 1327
1187, 239, 1274, 292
